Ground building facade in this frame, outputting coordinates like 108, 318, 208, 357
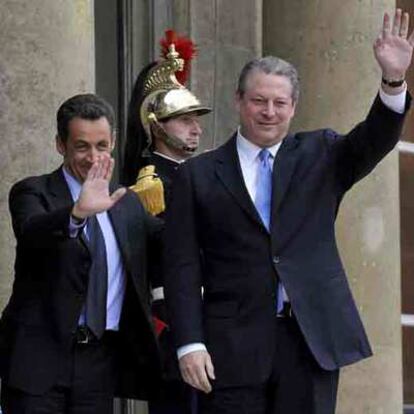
1, 1, 413, 413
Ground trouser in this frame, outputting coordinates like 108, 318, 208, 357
148, 380, 197, 414
199, 316, 339, 414
1, 330, 119, 414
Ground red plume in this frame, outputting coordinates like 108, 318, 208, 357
160, 29, 196, 85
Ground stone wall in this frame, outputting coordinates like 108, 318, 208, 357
0, 0, 95, 307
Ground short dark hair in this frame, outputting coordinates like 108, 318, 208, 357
237, 56, 300, 103
56, 94, 115, 142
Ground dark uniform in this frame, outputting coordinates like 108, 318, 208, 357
121, 32, 211, 414
148, 153, 194, 413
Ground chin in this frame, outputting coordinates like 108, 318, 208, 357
256, 134, 280, 146
77, 170, 89, 182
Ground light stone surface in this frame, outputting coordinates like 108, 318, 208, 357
0, 0, 94, 308
173, 0, 262, 151
3, 1, 402, 412
264, 0, 402, 413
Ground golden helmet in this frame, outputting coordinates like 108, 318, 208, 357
140, 34, 211, 148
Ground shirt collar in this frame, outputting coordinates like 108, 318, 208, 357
153, 151, 185, 164
236, 127, 282, 163
62, 166, 82, 202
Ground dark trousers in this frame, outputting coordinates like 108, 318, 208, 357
148, 380, 197, 414
1, 331, 118, 414
199, 317, 339, 414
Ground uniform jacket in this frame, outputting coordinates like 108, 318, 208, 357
149, 153, 182, 381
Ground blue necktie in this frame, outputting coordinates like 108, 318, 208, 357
255, 149, 284, 313
255, 149, 272, 230
85, 215, 108, 338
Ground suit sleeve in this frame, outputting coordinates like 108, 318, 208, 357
332, 93, 411, 192
9, 179, 73, 246
163, 162, 204, 348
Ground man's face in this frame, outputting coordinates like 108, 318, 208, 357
160, 113, 202, 159
236, 71, 296, 147
56, 116, 114, 182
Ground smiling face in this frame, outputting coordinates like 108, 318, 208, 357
56, 116, 114, 182
236, 71, 296, 147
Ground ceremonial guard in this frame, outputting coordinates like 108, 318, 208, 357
121, 31, 211, 414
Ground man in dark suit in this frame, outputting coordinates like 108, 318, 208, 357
122, 32, 211, 414
0, 94, 161, 413
164, 9, 414, 414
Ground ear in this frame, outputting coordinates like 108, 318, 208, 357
235, 91, 242, 113
110, 134, 116, 151
290, 100, 297, 118
56, 135, 66, 156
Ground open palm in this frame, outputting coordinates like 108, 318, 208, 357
76, 155, 126, 217
374, 10, 414, 79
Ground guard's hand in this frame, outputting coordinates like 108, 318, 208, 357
72, 154, 126, 218
179, 350, 216, 393
374, 9, 414, 84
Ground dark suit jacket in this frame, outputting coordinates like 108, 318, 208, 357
0, 167, 162, 398
164, 95, 411, 388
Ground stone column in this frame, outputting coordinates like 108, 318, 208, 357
264, 1, 401, 413
0, 0, 94, 305
172, 0, 262, 150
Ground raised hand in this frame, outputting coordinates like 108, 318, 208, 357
374, 9, 414, 82
72, 154, 126, 219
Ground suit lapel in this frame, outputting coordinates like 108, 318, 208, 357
47, 167, 74, 208
270, 133, 300, 229
108, 191, 148, 307
215, 136, 264, 229
48, 166, 92, 250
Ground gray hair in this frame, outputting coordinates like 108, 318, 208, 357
237, 56, 300, 103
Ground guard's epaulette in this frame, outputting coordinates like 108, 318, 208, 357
129, 165, 165, 216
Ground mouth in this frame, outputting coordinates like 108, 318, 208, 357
258, 123, 277, 128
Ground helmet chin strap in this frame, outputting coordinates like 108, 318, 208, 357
151, 119, 198, 153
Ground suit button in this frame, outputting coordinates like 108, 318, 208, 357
273, 256, 280, 264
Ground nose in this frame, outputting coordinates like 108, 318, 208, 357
264, 101, 276, 117
191, 119, 202, 135
86, 147, 100, 163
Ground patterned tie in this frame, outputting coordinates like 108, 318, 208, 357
85, 215, 108, 338
255, 149, 284, 313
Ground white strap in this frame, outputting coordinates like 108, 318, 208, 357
152, 287, 164, 301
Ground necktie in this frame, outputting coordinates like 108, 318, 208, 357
85, 215, 108, 338
255, 149, 272, 230
255, 149, 284, 313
